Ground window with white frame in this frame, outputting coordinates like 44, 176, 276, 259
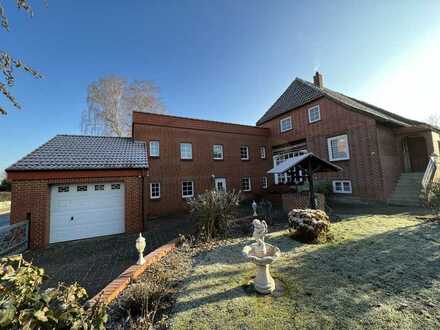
240, 177, 252, 191
332, 180, 352, 194
280, 116, 293, 133
327, 134, 350, 161
308, 105, 321, 123
180, 143, 193, 160
260, 146, 267, 159
273, 149, 308, 184
149, 141, 160, 157
182, 181, 194, 198
240, 145, 249, 160
213, 144, 224, 160
261, 176, 268, 189
150, 182, 160, 199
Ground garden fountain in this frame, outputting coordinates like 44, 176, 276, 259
242, 219, 281, 294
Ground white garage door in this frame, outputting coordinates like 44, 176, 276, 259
50, 183, 125, 243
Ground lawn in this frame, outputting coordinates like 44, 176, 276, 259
170, 210, 440, 329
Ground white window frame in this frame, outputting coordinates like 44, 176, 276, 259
280, 116, 293, 133
240, 145, 249, 160
327, 134, 350, 161
149, 140, 160, 157
213, 144, 224, 160
332, 180, 352, 194
308, 105, 321, 123
180, 143, 193, 160
182, 181, 194, 198
150, 182, 160, 199
240, 177, 252, 192
260, 146, 267, 159
261, 176, 268, 189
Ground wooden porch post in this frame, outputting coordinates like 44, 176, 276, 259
308, 159, 316, 209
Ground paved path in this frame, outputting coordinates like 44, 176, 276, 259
0, 212, 9, 227
24, 216, 195, 297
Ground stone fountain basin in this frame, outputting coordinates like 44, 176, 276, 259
242, 243, 281, 266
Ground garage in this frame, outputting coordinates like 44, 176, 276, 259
6, 135, 148, 248
50, 182, 125, 243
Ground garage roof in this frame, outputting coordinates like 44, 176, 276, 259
6, 135, 148, 171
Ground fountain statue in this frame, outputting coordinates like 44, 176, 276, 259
242, 219, 281, 294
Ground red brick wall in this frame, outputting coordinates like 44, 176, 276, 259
10, 172, 144, 249
281, 192, 325, 212
133, 112, 273, 216
259, 97, 389, 201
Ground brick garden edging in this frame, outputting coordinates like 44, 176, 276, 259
88, 238, 178, 305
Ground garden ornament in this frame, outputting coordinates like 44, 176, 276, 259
242, 219, 280, 294
252, 200, 258, 216
136, 233, 146, 265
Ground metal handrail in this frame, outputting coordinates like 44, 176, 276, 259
422, 154, 438, 192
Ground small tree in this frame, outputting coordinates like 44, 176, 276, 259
426, 113, 440, 129
187, 190, 240, 241
81, 76, 165, 137
0, 177, 11, 191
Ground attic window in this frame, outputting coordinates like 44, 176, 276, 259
280, 116, 293, 133
308, 105, 321, 123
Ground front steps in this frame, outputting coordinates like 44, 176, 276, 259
388, 172, 424, 207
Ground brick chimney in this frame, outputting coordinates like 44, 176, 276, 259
313, 71, 323, 88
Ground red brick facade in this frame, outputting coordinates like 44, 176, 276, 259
7, 88, 439, 249
9, 170, 144, 249
259, 97, 390, 200
133, 112, 273, 216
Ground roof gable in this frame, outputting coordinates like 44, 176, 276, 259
6, 135, 148, 172
256, 77, 418, 127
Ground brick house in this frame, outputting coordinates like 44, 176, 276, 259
6, 72, 440, 248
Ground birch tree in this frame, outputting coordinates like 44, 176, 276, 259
0, 0, 43, 115
81, 76, 165, 137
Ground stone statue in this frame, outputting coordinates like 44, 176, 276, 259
242, 218, 280, 294
252, 219, 268, 256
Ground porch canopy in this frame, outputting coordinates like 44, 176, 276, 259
267, 152, 342, 209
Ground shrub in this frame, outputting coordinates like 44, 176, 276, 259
187, 190, 240, 240
430, 182, 440, 215
112, 268, 175, 329
0, 255, 108, 329
0, 178, 11, 192
288, 209, 331, 243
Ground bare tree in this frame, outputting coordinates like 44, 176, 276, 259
81, 76, 165, 137
426, 113, 440, 129
0, 1, 43, 115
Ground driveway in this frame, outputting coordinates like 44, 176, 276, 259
0, 212, 9, 227
23, 216, 195, 297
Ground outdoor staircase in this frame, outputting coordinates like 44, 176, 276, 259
388, 172, 424, 207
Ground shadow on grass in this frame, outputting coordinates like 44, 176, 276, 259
276, 220, 440, 327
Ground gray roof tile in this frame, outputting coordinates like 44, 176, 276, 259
256, 77, 418, 126
7, 135, 148, 171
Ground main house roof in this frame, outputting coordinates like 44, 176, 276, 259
256, 77, 420, 127
6, 135, 148, 172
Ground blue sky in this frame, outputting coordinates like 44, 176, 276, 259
1, 0, 440, 173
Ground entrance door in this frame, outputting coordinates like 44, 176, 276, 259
407, 137, 429, 172
214, 178, 227, 192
